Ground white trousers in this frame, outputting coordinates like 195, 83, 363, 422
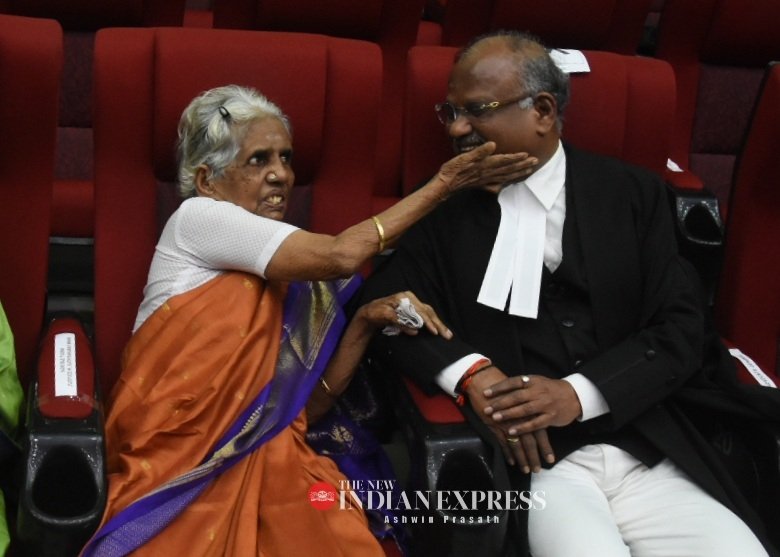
528, 444, 768, 557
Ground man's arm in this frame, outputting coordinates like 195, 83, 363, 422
576, 172, 705, 428
362, 219, 555, 472
479, 168, 706, 433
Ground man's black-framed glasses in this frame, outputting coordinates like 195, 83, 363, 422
434, 95, 533, 125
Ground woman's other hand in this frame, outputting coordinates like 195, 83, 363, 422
357, 291, 452, 339
308, 291, 451, 421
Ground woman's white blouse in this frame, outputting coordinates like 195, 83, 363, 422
133, 197, 298, 331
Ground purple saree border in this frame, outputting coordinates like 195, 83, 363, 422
82, 277, 361, 557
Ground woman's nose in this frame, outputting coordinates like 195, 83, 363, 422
267, 162, 290, 183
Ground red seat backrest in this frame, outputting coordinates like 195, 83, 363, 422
3, 0, 185, 29
403, 46, 675, 195
92, 27, 382, 391
1, 0, 187, 238
211, 0, 427, 213
0, 14, 62, 382
715, 63, 780, 377
436, 0, 653, 53
654, 0, 780, 212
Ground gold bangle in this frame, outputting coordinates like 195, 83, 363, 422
319, 377, 337, 398
371, 215, 386, 253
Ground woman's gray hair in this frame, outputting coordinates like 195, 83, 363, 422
176, 84, 292, 198
457, 30, 571, 131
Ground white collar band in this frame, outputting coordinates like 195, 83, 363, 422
477, 142, 566, 318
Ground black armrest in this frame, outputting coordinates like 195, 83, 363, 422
665, 181, 725, 302
16, 315, 106, 557
366, 356, 511, 557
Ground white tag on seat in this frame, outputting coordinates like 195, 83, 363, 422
54, 332, 78, 397
667, 158, 684, 172
550, 49, 591, 73
729, 348, 777, 388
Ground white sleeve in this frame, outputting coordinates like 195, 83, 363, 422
435, 353, 491, 397
176, 197, 298, 277
563, 372, 610, 421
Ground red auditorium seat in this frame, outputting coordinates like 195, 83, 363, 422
183, 0, 213, 27
92, 26, 382, 396
1, 0, 187, 238
638, 0, 665, 55
0, 16, 103, 557
715, 62, 780, 383
0, 14, 61, 381
654, 0, 780, 215
421, 0, 653, 53
210, 0, 427, 214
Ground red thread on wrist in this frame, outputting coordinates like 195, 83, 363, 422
454, 358, 492, 406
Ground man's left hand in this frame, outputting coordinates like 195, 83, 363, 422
482, 375, 582, 435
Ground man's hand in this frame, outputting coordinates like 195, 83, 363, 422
483, 375, 582, 435
465, 366, 555, 473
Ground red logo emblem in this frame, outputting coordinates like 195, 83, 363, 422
308, 481, 337, 510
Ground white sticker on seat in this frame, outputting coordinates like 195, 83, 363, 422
549, 49, 591, 73
729, 348, 777, 388
54, 332, 78, 397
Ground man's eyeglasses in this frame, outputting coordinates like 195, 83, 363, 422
434, 95, 533, 125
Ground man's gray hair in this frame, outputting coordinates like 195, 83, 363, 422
457, 30, 571, 131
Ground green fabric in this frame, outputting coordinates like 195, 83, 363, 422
0, 491, 8, 556
0, 302, 21, 556
0, 302, 23, 442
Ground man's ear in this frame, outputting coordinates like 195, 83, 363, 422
194, 165, 214, 198
533, 93, 558, 135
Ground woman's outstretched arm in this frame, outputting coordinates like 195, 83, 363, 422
266, 143, 537, 282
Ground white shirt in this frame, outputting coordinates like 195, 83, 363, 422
134, 197, 298, 331
436, 143, 609, 421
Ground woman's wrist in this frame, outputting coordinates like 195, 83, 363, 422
317, 370, 354, 398
352, 305, 381, 335
429, 172, 454, 200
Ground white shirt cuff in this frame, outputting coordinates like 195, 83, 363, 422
435, 353, 489, 397
563, 372, 610, 421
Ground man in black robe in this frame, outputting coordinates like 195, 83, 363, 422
362, 30, 778, 556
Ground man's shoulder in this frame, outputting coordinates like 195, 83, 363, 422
566, 144, 660, 180
565, 144, 666, 200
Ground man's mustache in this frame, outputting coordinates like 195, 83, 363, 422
454, 133, 486, 153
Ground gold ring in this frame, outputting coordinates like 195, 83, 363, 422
268, 172, 278, 182
506, 437, 520, 444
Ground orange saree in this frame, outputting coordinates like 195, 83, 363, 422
84, 272, 383, 556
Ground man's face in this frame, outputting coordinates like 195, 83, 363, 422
445, 46, 543, 157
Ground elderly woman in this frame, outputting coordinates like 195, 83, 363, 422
81, 84, 535, 556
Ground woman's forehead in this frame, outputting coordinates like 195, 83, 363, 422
239, 117, 292, 148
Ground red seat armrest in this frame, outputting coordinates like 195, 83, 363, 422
402, 376, 465, 424
37, 316, 96, 420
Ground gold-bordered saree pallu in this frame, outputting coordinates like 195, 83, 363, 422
82, 272, 383, 557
